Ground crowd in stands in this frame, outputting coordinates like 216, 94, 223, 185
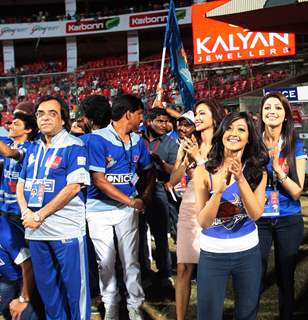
0, 0, 192, 24
0, 53, 295, 127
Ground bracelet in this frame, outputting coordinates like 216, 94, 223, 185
129, 198, 136, 209
21, 208, 30, 216
18, 295, 30, 303
278, 174, 288, 184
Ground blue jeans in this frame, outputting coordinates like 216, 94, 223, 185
0, 278, 39, 320
257, 215, 304, 320
197, 245, 261, 320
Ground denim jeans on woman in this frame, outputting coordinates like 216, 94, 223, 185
197, 245, 261, 320
257, 215, 304, 320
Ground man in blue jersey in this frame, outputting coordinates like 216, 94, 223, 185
79, 94, 112, 300
0, 112, 38, 224
0, 217, 40, 320
16, 95, 91, 320
85, 94, 153, 320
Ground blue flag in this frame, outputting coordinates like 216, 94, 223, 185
164, 0, 195, 111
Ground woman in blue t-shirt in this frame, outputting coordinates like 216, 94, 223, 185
257, 92, 307, 320
194, 112, 268, 320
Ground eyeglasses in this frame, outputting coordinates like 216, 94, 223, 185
35, 110, 59, 118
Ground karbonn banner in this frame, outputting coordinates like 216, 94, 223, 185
0, 7, 191, 40
129, 9, 186, 28
192, 0, 296, 65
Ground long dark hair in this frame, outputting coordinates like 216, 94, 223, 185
260, 92, 299, 185
206, 112, 268, 190
193, 99, 225, 145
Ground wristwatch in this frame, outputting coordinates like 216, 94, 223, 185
18, 295, 30, 303
33, 211, 42, 223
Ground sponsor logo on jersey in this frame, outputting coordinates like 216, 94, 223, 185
105, 173, 133, 185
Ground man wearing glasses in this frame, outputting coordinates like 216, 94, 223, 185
16, 95, 91, 320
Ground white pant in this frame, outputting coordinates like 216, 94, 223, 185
86, 207, 144, 308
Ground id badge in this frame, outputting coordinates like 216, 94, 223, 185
28, 181, 45, 207
262, 190, 280, 217
130, 173, 139, 187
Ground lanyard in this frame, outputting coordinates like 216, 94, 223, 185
32, 143, 59, 181
144, 139, 161, 154
119, 135, 133, 172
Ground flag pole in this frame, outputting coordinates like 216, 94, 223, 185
158, 47, 166, 91
157, 0, 173, 102
157, 47, 166, 101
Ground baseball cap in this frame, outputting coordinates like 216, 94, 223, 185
177, 110, 195, 125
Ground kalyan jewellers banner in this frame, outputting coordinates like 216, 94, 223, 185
192, 0, 296, 65
0, 7, 190, 40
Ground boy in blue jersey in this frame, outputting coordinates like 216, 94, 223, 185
0, 217, 40, 320
85, 94, 153, 320
16, 95, 91, 320
0, 112, 38, 224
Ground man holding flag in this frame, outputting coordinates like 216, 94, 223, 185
158, 0, 195, 112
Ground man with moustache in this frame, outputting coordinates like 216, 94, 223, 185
16, 95, 91, 320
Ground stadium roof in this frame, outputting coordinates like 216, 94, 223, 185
207, 0, 308, 34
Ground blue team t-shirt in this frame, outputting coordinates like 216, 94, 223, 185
85, 123, 152, 212
1, 141, 31, 216
0, 217, 30, 281
265, 139, 307, 218
19, 130, 90, 240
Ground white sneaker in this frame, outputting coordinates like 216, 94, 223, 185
104, 304, 119, 320
128, 307, 144, 320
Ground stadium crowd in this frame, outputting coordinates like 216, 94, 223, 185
0, 79, 305, 320
0, 0, 192, 24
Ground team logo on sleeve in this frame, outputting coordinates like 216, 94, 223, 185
77, 156, 86, 166
133, 155, 140, 162
106, 155, 117, 168
46, 156, 62, 169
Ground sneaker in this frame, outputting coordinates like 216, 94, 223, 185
104, 304, 119, 320
128, 307, 144, 320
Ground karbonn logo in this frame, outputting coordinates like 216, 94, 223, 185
106, 173, 133, 185
130, 13, 167, 27
66, 21, 105, 33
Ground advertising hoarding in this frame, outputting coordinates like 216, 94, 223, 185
192, 0, 296, 65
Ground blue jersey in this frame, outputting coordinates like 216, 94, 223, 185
1, 141, 31, 216
85, 123, 152, 212
19, 130, 90, 240
0, 136, 13, 206
265, 139, 307, 218
0, 217, 30, 281
200, 178, 258, 253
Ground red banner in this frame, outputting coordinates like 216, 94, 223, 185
192, 0, 296, 64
